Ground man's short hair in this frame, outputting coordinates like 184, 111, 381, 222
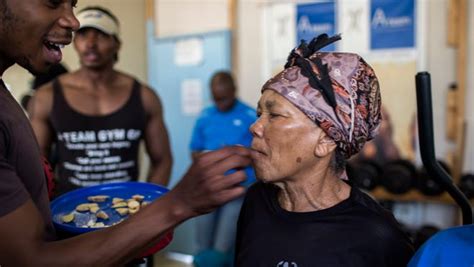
210, 71, 236, 91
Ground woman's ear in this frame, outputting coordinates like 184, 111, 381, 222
314, 132, 337, 158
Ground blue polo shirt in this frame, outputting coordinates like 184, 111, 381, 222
190, 99, 256, 186
408, 225, 474, 267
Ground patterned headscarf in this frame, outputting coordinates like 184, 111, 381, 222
262, 34, 382, 159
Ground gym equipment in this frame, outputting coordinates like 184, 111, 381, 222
459, 173, 474, 199
381, 159, 417, 194
409, 67, 474, 266
417, 160, 451, 196
346, 160, 381, 191
415, 72, 472, 224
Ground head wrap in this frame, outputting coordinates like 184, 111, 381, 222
262, 34, 382, 159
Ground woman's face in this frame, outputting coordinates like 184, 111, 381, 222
250, 90, 324, 183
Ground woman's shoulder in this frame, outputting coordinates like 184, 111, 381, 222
349, 187, 414, 248
350, 187, 392, 218
246, 181, 269, 197
244, 182, 277, 207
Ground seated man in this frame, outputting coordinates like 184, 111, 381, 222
408, 224, 474, 267
190, 71, 256, 266
235, 34, 414, 267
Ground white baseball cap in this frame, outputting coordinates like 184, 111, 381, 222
76, 8, 120, 38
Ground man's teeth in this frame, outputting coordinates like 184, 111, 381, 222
46, 41, 64, 49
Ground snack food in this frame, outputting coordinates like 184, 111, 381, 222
61, 212, 75, 223
116, 208, 129, 216
96, 210, 109, 220
87, 195, 109, 202
112, 197, 124, 204
61, 193, 150, 228
111, 202, 127, 208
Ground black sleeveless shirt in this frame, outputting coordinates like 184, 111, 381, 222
49, 79, 146, 197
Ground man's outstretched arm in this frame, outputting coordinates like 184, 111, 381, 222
0, 146, 251, 266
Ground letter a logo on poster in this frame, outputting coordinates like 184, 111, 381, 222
296, 1, 336, 51
370, 0, 415, 50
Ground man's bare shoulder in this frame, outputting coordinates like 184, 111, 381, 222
33, 80, 55, 106
113, 71, 136, 87
28, 80, 56, 120
56, 71, 83, 90
35, 82, 53, 96
141, 84, 159, 98
139, 83, 162, 113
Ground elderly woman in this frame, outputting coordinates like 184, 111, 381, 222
235, 35, 414, 266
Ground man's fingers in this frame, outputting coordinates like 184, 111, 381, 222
213, 186, 246, 206
205, 153, 252, 177
209, 170, 247, 192
197, 146, 251, 168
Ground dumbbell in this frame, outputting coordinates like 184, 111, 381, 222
459, 173, 474, 199
381, 159, 417, 194
416, 160, 451, 196
346, 160, 381, 191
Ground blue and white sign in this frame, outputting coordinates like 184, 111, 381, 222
297, 1, 336, 51
370, 0, 416, 50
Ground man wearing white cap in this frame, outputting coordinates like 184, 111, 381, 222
29, 6, 173, 198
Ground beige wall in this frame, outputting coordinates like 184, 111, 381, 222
371, 62, 418, 158
154, 0, 228, 37
237, 1, 266, 107
425, 0, 457, 163
466, 0, 474, 173
424, 0, 473, 173
3, 0, 147, 102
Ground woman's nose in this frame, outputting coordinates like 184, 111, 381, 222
250, 119, 264, 138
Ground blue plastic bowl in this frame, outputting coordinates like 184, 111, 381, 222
50, 182, 169, 234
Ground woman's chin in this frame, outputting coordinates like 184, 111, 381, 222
255, 173, 277, 184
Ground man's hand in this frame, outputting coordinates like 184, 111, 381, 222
0, 145, 251, 266
167, 146, 252, 218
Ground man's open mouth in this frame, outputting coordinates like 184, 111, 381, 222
43, 40, 65, 51
42, 39, 67, 64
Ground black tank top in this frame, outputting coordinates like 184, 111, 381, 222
50, 79, 146, 197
